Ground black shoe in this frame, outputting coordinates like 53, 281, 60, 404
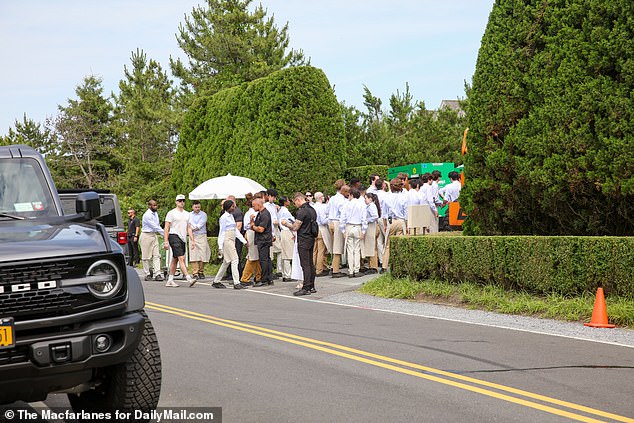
293, 289, 311, 296
267, 281, 274, 285
359, 267, 368, 274
309, 288, 317, 293
316, 271, 330, 277
198, 273, 206, 280
233, 284, 245, 289
365, 269, 378, 275
254, 281, 268, 287
348, 273, 354, 278
212, 282, 227, 289
240, 282, 251, 288
274, 272, 283, 277
154, 274, 164, 281
144, 275, 153, 281
352, 272, 363, 278
331, 272, 345, 278
282, 278, 295, 282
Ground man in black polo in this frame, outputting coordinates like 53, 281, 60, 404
282, 192, 318, 296
126, 208, 140, 266
251, 198, 274, 286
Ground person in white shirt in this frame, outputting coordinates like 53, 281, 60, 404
328, 180, 348, 278
277, 196, 294, 281
408, 179, 422, 206
188, 200, 211, 280
139, 199, 164, 281
431, 170, 442, 209
440, 171, 462, 204
362, 192, 381, 274
312, 192, 330, 277
382, 178, 408, 272
163, 194, 195, 287
240, 193, 262, 285
340, 188, 367, 277
214, 199, 248, 289
420, 173, 439, 233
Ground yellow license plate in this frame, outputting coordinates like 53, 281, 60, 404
0, 317, 15, 349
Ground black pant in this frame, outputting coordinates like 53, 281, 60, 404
127, 235, 139, 266
257, 243, 273, 283
298, 240, 316, 290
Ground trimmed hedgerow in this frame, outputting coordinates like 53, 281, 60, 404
390, 236, 634, 297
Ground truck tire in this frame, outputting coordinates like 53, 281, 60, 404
68, 311, 161, 421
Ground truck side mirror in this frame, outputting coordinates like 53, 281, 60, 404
75, 191, 101, 220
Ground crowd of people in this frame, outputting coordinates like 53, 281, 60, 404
126, 171, 461, 296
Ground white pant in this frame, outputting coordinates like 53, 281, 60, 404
215, 259, 240, 285
345, 224, 362, 275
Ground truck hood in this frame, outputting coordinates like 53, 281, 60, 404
0, 220, 109, 262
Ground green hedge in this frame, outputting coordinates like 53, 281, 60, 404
174, 66, 345, 198
390, 236, 634, 297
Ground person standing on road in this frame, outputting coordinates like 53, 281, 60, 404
281, 192, 318, 296
224, 195, 245, 281
213, 200, 248, 290
140, 200, 164, 281
126, 208, 140, 267
188, 200, 211, 280
277, 196, 294, 281
240, 193, 262, 285
339, 188, 367, 278
251, 198, 274, 287
328, 180, 348, 278
163, 194, 195, 287
312, 192, 330, 277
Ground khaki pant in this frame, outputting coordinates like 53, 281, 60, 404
313, 232, 328, 273
368, 228, 380, 270
191, 261, 205, 276
139, 232, 161, 276
382, 219, 405, 270
241, 259, 262, 283
329, 221, 343, 273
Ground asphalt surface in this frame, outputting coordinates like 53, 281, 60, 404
34, 269, 634, 422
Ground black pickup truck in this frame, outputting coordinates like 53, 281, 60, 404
0, 145, 161, 419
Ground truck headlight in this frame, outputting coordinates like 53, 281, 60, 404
86, 260, 122, 299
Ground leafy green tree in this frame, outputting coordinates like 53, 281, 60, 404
52, 75, 119, 189
113, 49, 181, 211
464, 0, 634, 235
170, 0, 306, 103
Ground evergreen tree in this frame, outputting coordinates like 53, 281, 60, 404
114, 49, 180, 210
170, 0, 306, 103
53, 75, 118, 189
464, 0, 634, 235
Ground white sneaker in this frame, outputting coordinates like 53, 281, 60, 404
187, 276, 196, 287
165, 280, 179, 287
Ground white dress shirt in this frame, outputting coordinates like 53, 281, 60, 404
340, 197, 368, 234
218, 212, 247, 249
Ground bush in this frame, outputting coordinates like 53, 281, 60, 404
390, 236, 634, 296
173, 66, 345, 200
464, 0, 634, 235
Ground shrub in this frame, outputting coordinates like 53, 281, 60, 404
390, 236, 634, 296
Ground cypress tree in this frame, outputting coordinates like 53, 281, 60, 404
464, 0, 634, 235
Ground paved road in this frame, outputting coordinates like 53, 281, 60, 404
42, 272, 634, 422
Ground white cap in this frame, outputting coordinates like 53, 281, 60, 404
175, 194, 186, 201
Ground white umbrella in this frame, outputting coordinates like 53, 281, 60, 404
188, 174, 267, 200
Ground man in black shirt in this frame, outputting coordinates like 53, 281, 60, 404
282, 192, 318, 296
127, 208, 140, 266
251, 198, 274, 286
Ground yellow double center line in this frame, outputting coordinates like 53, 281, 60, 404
146, 301, 632, 423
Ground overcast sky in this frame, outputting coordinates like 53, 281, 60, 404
0, 1, 494, 135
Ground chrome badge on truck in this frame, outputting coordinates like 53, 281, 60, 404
0, 280, 57, 294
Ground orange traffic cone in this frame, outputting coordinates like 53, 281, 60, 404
584, 288, 615, 328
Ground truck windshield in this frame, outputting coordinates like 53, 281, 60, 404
0, 158, 58, 218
